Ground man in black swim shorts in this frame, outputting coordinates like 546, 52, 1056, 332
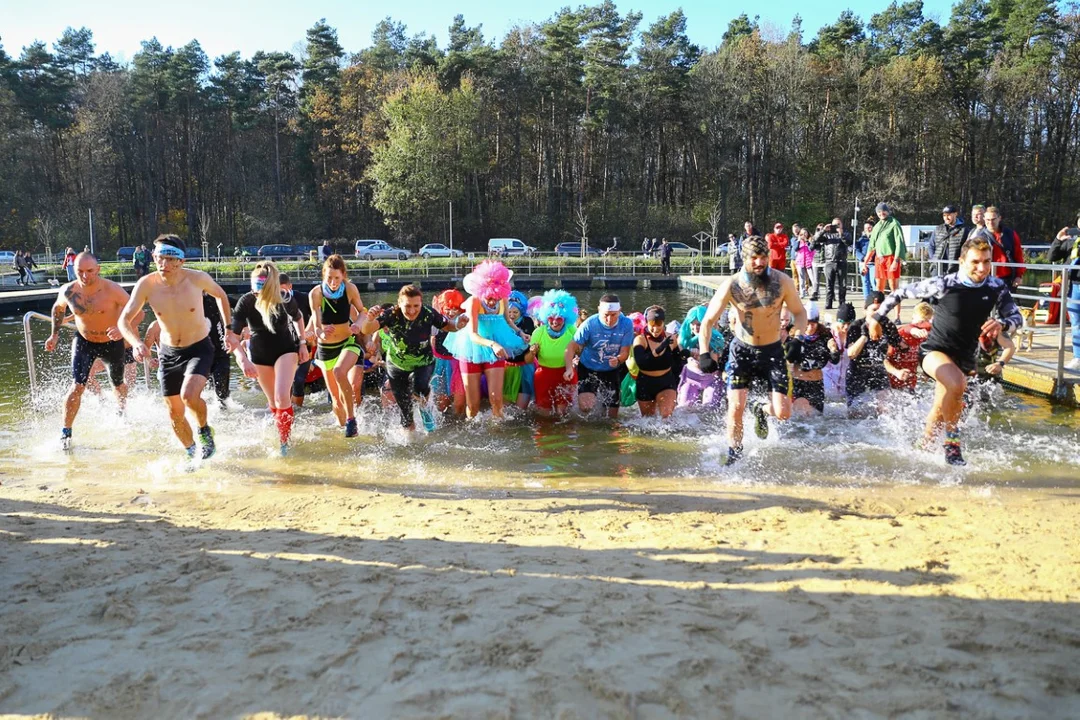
44, 253, 138, 450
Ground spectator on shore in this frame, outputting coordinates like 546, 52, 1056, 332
854, 221, 875, 300
23, 251, 39, 285
63, 247, 77, 282
1049, 214, 1080, 370
318, 240, 333, 262
733, 221, 758, 271
133, 244, 151, 279
659, 238, 672, 276
766, 223, 790, 273
970, 204, 986, 235
788, 223, 803, 292
815, 218, 849, 309
981, 206, 1025, 291
795, 229, 815, 299
931, 205, 969, 276
863, 203, 906, 319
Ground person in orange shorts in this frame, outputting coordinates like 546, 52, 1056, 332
862, 202, 907, 319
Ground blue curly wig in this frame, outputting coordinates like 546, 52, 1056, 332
537, 289, 579, 327
679, 304, 725, 354
507, 290, 528, 323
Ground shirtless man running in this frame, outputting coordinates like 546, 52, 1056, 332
44, 253, 138, 449
119, 235, 237, 460
698, 238, 807, 465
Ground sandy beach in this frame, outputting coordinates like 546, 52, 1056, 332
2, 471, 1079, 719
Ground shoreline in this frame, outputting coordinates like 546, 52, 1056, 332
2, 473, 1078, 717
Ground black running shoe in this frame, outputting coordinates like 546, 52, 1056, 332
61, 428, 72, 451
944, 444, 966, 466
724, 446, 742, 466
753, 402, 769, 440
345, 417, 358, 438
199, 426, 216, 460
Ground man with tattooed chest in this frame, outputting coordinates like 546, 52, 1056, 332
45, 253, 138, 449
698, 238, 807, 465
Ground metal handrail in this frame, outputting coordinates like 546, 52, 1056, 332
23, 311, 152, 396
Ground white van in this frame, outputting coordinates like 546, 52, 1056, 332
487, 238, 537, 256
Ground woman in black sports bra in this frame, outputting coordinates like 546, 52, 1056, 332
309, 254, 367, 437
632, 305, 679, 418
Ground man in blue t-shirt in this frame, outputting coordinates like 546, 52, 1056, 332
565, 293, 634, 417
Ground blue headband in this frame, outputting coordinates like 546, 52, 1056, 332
154, 243, 185, 259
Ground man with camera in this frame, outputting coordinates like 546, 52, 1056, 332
1050, 214, 1080, 370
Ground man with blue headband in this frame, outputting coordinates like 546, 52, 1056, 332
120, 234, 238, 463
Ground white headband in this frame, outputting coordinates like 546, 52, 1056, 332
599, 302, 621, 313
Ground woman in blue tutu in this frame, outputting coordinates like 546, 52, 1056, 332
444, 260, 529, 418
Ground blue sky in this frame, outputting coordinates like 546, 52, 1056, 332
4, 0, 957, 62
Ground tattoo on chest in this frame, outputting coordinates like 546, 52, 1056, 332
65, 288, 89, 315
730, 274, 782, 310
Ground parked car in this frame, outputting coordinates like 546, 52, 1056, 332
554, 242, 603, 257
185, 247, 203, 259
294, 244, 318, 257
666, 242, 699, 257
418, 243, 464, 259
356, 241, 411, 261
354, 239, 384, 257
258, 244, 302, 259
0, 250, 16, 265
116, 246, 136, 262
488, 238, 537, 256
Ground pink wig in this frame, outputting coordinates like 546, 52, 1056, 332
629, 311, 647, 334
463, 260, 514, 300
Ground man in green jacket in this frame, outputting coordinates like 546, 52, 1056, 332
861, 202, 906, 318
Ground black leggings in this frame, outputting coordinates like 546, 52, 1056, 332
207, 351, 231, 401
385, 363, 434, 427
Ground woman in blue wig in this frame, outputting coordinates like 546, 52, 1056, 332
503, 290, 537, 409
526, 289, 579, 417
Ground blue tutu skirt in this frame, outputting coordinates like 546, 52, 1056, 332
521, 361, 535, 397
445, 313, 529, 364
432, 357, 455, 399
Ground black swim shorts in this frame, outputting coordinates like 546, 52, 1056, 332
635, 370, 678, 402
577, 364, 622, 408
725, 338, 790, 394
72, 333, 126, 387
791, 378, 825, 413
158, 336, 215, 397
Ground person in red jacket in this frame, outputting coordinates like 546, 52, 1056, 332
888, 302, 934, 390
766, 223, 790, 272
982, 206, 1025, 289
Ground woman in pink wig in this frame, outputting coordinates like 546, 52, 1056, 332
444, 260, 529, 418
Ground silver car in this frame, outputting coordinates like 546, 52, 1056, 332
356, 241, 412, 261
418, 243, 464, 259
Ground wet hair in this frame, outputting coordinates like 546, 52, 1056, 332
865, 291, 885, 308
741, 236, 768, 259
960, 236, 992, 258
252, 261, 284, 333
153, 234, 186, 253
398, 284, 422, 300
322, 254, 347, 279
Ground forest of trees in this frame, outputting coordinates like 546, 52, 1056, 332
1, 0, 1079, 254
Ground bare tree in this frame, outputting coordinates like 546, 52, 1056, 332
575, 204, 589, 259
708, 198, 723, 257
33, 215, 55, 262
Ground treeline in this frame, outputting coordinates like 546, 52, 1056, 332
1, 0, 1079, 254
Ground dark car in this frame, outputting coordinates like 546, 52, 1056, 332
185, 247, 203, 259
257, 244, 300, 259
294, 244, 318, 257
554, 242, 603, 257
116, 246, 136, 262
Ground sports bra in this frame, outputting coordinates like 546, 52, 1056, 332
320, 288, 351, 325
633, 334, 673, 372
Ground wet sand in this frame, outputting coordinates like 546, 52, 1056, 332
2, 473, 1079, 719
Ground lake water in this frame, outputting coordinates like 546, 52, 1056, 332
1, 289, 1078, 492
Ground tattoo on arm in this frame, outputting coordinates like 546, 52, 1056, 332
51, 303, 65, 335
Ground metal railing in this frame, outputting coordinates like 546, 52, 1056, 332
23, 311, 152, 397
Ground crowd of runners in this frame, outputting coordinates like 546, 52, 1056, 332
38, 223, 1036, 469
